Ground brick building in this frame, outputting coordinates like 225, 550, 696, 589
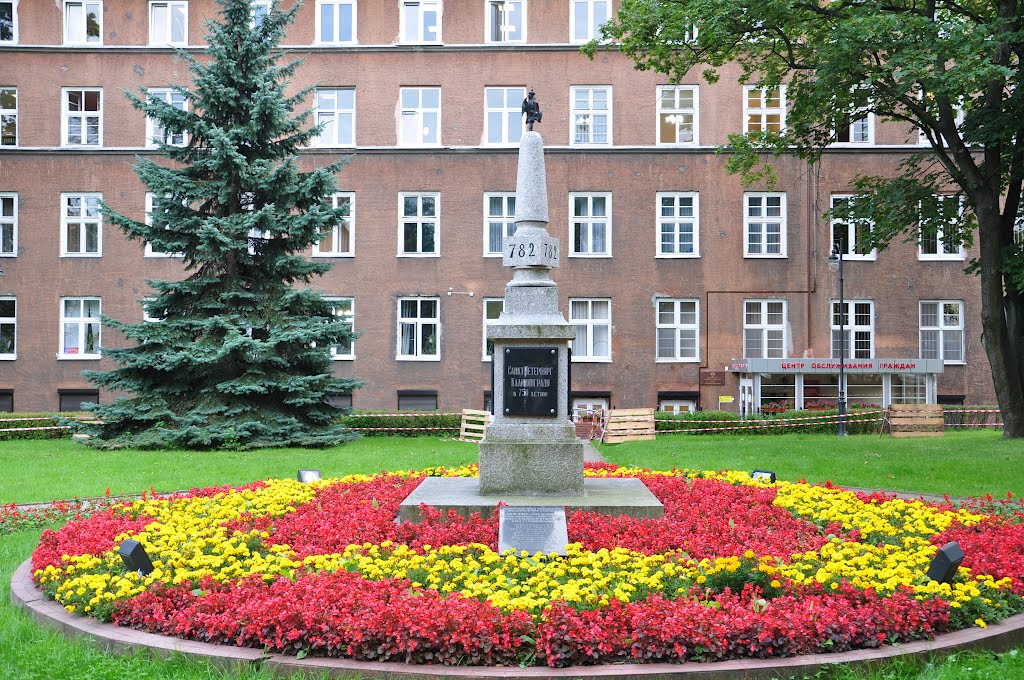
0, 0, 996, 414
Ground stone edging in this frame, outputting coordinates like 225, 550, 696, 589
12, 559, 1024, 679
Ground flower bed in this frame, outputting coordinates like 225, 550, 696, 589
30, 465, 1024, 667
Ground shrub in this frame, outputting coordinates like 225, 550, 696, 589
654, 408, 880, 436
0, 412, 82, 441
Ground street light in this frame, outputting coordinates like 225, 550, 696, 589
828, 244, 848, 436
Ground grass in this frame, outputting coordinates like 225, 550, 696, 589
2, 431, 1024, 678
599, 429, 1024, 498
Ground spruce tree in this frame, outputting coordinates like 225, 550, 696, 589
79, 0, 362, 449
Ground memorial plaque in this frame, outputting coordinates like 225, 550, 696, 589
498, 506, 569, 555
701, 370, 726, 386
503, 347, 558, 416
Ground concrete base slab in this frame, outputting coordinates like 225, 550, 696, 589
398, 477, 664, 523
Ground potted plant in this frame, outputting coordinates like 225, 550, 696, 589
760, 400, 793, 414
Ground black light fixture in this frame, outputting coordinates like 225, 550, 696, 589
926, 541, 965, 583
118, 539, 154, 576
297, 469, 321, 483
751, 469, 777, 483
828, 244, 848, 437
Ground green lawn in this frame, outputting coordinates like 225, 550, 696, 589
3, 432, 1024, 679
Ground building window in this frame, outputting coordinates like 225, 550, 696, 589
64, 1, 102, 44
398, 389, 438, 410
314, 192, 354, 257
145, 88, 187, 147
570, 193, 611, 257
486, 0, 524, 42
60, 297, 101, 358
831, 301, 874, 359
890, 374, 926, 404
571, 86, 611, 146
62, 88, 102, 147
325, 297, 354, 359
143, 193, 184, 258
744, 192, 786, 258
58, 389, 99, 412
920, 300, 964, 363
61, 193, 102, 257
327, 393, 353, 409
656, 299, 699, 362
836, 112, 873, 145
482, 297, 503, 359
0, 297, 14, 359
0, 193, 16, 256
397, 297, 439, 360
485, 87, 525, 146
149, 1, 187, 45
0, 88, 15, 146
830, 195, 875, 259
399, 192, 439, 256
0, 2, 16, 44
400, 0, 441, 43
570, 298, 611, 362
0, 390, 11, 412
657, 85, 698, 145
399, 87, 440, 146
919, 194, 965, 260
317, 0, 356, 44
658, 396, 695, 414
657, 192, 698, 257
250, 0, 270, 27
570, 0, 609, 43
314, 88, 355, 147
743, 86, 785, 134
142, 297, 165, 322
484, 192, 516, 256
744, 300, 786, 358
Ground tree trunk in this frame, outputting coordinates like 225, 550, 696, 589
976, 203, 1024, 437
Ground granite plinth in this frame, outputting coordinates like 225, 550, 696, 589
479, 436, 583, 495
398, 477, 665, 523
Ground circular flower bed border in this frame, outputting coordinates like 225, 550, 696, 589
14, 464, 1024, 675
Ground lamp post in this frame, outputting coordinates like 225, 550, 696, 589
828, 245, 848, 436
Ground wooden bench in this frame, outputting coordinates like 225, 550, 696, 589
887, 403, 945, 437
602, 408, 656, 444
459, 409, 491, 442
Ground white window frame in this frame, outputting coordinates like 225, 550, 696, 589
149, 1, 188, 46
743, 300, 787, 359
325, 296, 355, 360
485, 0, 524, 43
398, 191, 439, 257
141, 297, 164, 323
396, 296, 440, 361
657, 85, 699, 146
0, 87, 15, 146
831, 300, 875, 359
314, 192, 354, 257
744, 192, 787, 258
659, 399, 694, 414
400, 0, 442, 44
916, 90, 965, 146
313, 88, 356, 147
834, 112, 874, 146
62, 87, 102, 148
250, 0, 271, 27
316, 0, 357, 45
830, 194, 876, 260
484, 86, 525, 147
483, 192, 516, 256
571, 85, 612, 146
0, 297, 14, 359
743, 85, 786, 134
64, 1, 102, 45
656, 298, 700, 362
0, 192, 16, 257
918, 194, 965, 260
0, 1, 18, 45
145, 88, 187, 148
570, 297, 612, 362
61, 192, 102, 258
59, 297, 101, 359
1015, 207, 1024, 246
570, 192, 611, 257
570, 0, 609, 44
656, 191, 699, 258
398, 87, 441, 147
482, 297, 503, 360
143, 192, 184, 258
920, 300, 965, 364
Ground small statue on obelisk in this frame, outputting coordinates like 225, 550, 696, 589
522, 89, 542, 131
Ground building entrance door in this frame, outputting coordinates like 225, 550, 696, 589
739, 378, 754, 417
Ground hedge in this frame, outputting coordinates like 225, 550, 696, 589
654, 408, 882, 436
0, 412, 85, 441
338, 410, 462, 437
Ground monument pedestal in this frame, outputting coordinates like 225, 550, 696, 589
479, 423, 582, 496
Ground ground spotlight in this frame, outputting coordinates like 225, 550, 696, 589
926, 542, 965, 583
751, 469, 777, 483
118, 539, 154, 576
297, 469, 321, 483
